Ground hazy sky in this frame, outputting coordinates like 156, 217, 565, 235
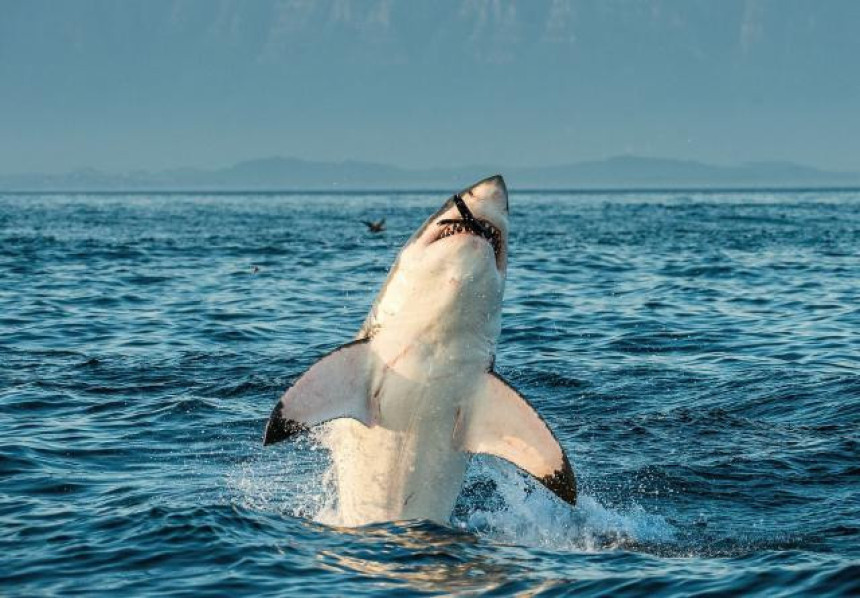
1, 0, 858, 175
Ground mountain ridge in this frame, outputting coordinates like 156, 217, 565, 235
2, 155, 858, 192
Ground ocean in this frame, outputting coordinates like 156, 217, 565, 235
1, 188, 858, 596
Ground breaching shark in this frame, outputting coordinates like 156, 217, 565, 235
263, 175, 576, 526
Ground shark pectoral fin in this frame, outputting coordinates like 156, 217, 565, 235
457, 373, 577, 506
263, 339, 374, 446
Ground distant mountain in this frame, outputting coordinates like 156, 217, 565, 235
2, 156, 858, 192
512, 157, 860, 189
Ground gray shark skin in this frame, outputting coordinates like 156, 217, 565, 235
263, 175, 576, 526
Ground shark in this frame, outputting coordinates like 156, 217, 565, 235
263, 175, 576, 526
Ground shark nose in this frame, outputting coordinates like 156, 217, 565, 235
468, 174, 508, 212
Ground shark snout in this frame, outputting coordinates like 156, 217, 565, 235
466, 175, 508, 213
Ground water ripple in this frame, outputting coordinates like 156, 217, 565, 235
1, 189, 858, 596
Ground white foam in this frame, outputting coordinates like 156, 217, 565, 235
226, 443, 675, 552
224, 433, 337, 520
452, 457, 676, 552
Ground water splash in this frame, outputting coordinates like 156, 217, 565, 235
226, 439, 674, 554
224, 431, 337, 520
452, 456, 676, 552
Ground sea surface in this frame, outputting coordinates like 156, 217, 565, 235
1, 188, 858, 596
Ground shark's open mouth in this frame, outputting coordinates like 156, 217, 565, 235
435, 194, 502, 258
436, 217, 502, 257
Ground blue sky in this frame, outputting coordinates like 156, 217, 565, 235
1, 0, 858, 174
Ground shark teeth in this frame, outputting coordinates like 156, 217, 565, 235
437, 219, 502, 257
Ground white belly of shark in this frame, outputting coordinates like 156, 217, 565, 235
263, 175, 576, 526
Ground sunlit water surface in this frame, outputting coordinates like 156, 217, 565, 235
1, 189, 858, 595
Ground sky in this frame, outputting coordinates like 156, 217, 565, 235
1, 0, 858, 175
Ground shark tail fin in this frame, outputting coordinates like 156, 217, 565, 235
456, 372, 577, 505
263, 339, 374, 446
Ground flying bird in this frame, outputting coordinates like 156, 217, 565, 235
362, 218, 386, 233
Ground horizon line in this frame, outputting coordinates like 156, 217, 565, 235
4, 184, 860, 196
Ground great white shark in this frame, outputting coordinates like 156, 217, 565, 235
263, 175, 576, 526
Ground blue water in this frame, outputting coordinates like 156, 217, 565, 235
1, 189, 858, 596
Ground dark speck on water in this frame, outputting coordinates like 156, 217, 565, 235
1, 189, 858, 596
